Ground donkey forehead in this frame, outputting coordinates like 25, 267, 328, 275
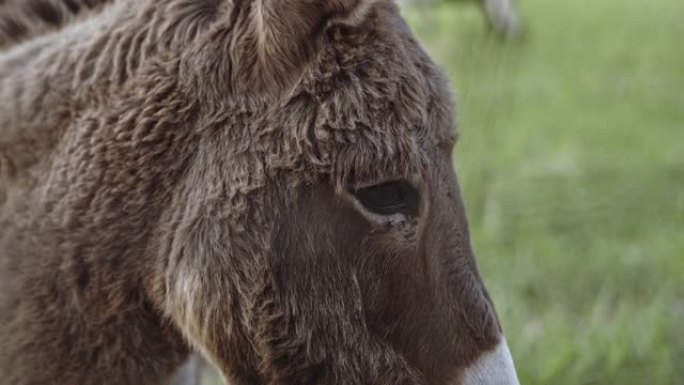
309, 22, 455, 143
271, 21, 457, 182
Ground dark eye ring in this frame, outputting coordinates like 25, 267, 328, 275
353, 180, 420, 217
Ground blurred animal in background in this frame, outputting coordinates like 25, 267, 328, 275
402, 0, 522, 39
0, 0, 520, 384
478, 0, 521, 38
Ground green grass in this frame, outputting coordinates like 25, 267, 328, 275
405, 0, 684, 383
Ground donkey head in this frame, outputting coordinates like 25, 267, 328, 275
163, 1, 520, 384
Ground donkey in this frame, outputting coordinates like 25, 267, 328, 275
0, 0, 520, 384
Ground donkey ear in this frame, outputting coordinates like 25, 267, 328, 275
242, 0, 378, 95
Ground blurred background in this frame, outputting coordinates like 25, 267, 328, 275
403, 0, 684, 383
201, 0, 684, 383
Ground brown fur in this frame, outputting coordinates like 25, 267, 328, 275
0, 1, 504, 384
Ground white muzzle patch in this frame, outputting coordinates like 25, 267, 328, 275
461, 338, 520, 385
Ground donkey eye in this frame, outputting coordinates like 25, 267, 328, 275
353, 181, 420, 217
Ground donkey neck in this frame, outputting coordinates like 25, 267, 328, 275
0, 0, 221, 199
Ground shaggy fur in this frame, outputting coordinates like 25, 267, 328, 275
0, 0, 504, 384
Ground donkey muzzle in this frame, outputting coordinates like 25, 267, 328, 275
461, 338, 521, 385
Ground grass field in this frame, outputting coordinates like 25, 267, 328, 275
405, 0, 684, 383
